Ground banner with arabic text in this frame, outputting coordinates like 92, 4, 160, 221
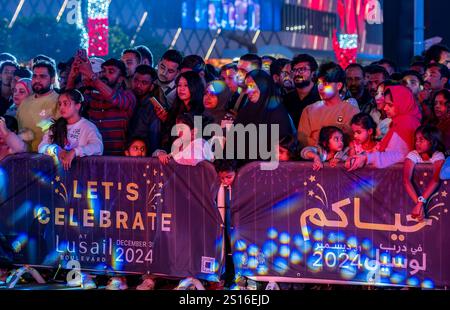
231, 162, 450, 288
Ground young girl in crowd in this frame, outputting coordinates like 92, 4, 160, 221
154, 113, 214, 166
278, 134, 301, 161
0, 115, 27, 161
301, 126, 349, 171
38, 89, 103, 170
214, 159, 238, 289
348, 113, 379, 156
403, 125, 445, 220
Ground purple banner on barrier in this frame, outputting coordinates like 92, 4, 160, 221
231, 162, 450, 288
0, 154, 222, 280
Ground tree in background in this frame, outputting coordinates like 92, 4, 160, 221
0, 16, 82, 64
0, 16, 168, 66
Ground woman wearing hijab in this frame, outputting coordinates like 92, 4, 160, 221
347, 85, 421, 170
233, 69, 295, 162
203, 80, 233, 126
5, 78, 32, 117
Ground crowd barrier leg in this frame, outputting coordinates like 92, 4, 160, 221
6, 265, 46, 288
174, 277, 206, 290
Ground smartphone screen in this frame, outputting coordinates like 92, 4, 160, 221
77, 49, 88, 61
150, 97, 166, 112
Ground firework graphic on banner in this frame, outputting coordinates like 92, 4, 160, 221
304, 174, 329, 209
51, 175, 69, 204
414, 175, 448, 222
142, 165, 165, 210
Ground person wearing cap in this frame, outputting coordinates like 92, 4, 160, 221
72, 57, 136, 156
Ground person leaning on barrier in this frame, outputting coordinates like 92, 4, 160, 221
38, 89, 103, 170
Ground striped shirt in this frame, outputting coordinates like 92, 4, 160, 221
87, 88, 136, 156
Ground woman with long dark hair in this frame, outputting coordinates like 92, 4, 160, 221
173, 71, 205, 117
203, 80, 233, 126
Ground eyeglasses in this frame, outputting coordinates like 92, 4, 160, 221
292, 67, 311, 74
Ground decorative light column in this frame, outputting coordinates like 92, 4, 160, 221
87, 0, 110, 56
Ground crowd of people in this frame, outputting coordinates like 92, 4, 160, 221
1, 42, 450, 289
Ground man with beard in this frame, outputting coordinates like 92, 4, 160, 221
345, 64, 372, 112
17, 61, 60, 151
282, 54, 321, 129
270, 58, 292, 97
75, 58, 136, 155
128, 64, 162, 155
0, 61, 19, 116
280, 61, 294, 93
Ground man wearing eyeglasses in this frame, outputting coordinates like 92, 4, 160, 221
282, 54, 321, 129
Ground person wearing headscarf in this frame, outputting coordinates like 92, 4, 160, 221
233, 69, 295, 162
347, 85, 421, 170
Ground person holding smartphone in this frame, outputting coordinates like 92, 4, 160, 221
67, 53, 136, 156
